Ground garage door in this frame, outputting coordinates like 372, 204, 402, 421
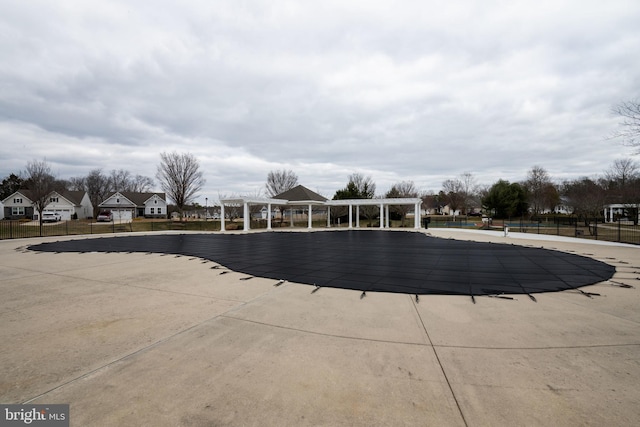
57, 209, 71, 221
112, 210, 132, 221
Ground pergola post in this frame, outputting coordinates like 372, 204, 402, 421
414, 202, 420, 229
308, 204, 313, 229
348, 204, 353, 229
379, 203, 384, 229
327, 206, 331, 228
290, 208, 294, 227
220, 204, 225, 232
385, 205, 390, 228
267, 203, 272, 230
356, 205, 360, 228
243, 202, 250, 231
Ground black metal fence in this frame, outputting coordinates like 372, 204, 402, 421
427, 216, 640, 245
0, 220, 223, 240
2, 217, 639, 245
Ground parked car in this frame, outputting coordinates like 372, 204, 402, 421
97, 211, 113, 222
42, 212, 61, 223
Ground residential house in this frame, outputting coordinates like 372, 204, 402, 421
35, 190, 93, 220
2, 190, 93, 220
99, 192, 167, 220
2, 191, 36, 220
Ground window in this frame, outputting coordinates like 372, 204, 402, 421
150, 208, 155, 214
154, 200, 157, 204
50, 197, 59, 203
157, 208, 162, 214
14, 197, 22, 204
12, 207, 25, 216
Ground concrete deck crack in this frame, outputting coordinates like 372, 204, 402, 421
411, 296, 469, 427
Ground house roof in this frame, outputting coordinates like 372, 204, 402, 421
57, 190, 86, 206
273, 185, 327, 203
102, 192, 166, 206
3, 189, 89, 205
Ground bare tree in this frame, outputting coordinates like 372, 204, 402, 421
68, 169, 109, 217
611, 100, 640, 152
110, 169, 132, 192
460, 172, 479, 214
605, 158, 638, 191
561, 177, 608, 225
524, 166, 559, 216
156, 152, 205, 219
24, 160, 57, 234
109, 169, 154, 193
386, 181, 418, 226
265, 169, 298, 197
441, 178, 465, 216
130, 174, 154, 192
604, 159, 640, 224
349, 173, 376, 198
86, 169, 112, 217
67, 176, 86, 191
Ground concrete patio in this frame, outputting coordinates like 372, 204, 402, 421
1, 229, 639, 426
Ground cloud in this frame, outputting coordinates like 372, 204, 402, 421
1, 0, 639, 201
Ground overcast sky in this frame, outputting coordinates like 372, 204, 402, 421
1, 0, 639, 203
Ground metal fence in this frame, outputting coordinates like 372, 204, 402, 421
427, 216, 640, 245
2, 217, 639, 245
0, 220, 223, 240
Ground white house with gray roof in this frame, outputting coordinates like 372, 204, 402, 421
2, 190, 92, 220
99, 192, 167, 220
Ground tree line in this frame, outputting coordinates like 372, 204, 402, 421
266, 158, 640, 226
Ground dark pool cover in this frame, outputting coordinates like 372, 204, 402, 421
28, 231, 615, 296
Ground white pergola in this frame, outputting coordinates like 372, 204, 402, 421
219, 197, 285, 232
219, 197, 423, 231
326, 198, 423, 229
603, 203, 640, 223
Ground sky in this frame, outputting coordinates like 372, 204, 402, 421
1, 0, 639, 204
